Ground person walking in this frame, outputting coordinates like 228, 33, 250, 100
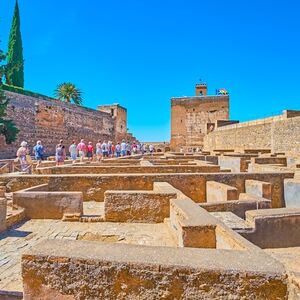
87, 142, 94, 161
121, 140, 126, 157
77, 139, 87, 162
69, 140, 77, 163
101, 141, 108, 158
16, 141, 31, 173
96, 140, 102, 161
115, 142, 121, 157
33, 140, 44, 167
132, 142, 137, 155
149, 144, 154, 156
107, 141, 112, 158
55, 142, 66, 166
126, 141, 131, 156
111, 143, 116, 158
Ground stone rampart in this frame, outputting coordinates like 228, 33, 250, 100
0, 91, 115, 158
204, 111, 300, 154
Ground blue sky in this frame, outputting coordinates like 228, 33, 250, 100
1, 0, 300, 141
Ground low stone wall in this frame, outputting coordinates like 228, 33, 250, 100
0, 197, 7, 232
200, 194, 272, 219
284, 179, 300, 208
1, 172, 293, 208
169, 198, 217, 248
206, 181, 238, 202
36, 164, 221, 175
6, 206, 26, 229
104, 186, 176, 223
22, 240, 288, 299
245, 180, 272, 199
13, 186, 83, 219
252, 157, 287, 166
240, 208, 300, 248
218, 155, 249, 172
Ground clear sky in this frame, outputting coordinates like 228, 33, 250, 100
1, 0, 300, 141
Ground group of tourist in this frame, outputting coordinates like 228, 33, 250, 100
15, 139, 155, 170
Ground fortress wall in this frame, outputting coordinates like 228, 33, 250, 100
0, 91, 115, 158
204, 113, 300, 155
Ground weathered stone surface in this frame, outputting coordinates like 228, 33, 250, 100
36, 164, 221, 175
170, 94, 229, 151
104, 189, 176, 223
0, 171, 292, 207
0, 217, 176, 293
240, 208, 300, 248
0, 91, 136, 159
169, 198, 217, 248
0, 197, 7, 232
22, 240, 288, 300
245, 179, 272, 199
284, 178, 300, 208
200, 194, 271, 219
13, 188, 83, 219
206, 181, 238, 202
204, 111, 300, 155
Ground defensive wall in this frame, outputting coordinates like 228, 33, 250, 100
203, 110, 300, 155
0, 91, 136, 159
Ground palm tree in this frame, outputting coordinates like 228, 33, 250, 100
54, 82, 83, 105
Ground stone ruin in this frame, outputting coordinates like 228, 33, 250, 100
0, 149, 300, 299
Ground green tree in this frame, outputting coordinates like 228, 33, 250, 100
6, 0, 24, 88
54, 83, 83, 105
0, 45, 19, 143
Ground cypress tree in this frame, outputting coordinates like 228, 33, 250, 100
7, 0, 24, 88
0, 43, 19, 143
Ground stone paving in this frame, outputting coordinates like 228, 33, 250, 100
0, 202, 176, 292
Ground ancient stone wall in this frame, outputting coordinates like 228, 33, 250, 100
170, 95, 229, 151
204, 111, 300, 155
0, 91, 115, 158
22, 240, 288, 299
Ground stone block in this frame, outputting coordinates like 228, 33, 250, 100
245, 179, 272, 199
206, 181, 238, 202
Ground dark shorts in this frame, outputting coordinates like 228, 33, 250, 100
87, 152, 93, 158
